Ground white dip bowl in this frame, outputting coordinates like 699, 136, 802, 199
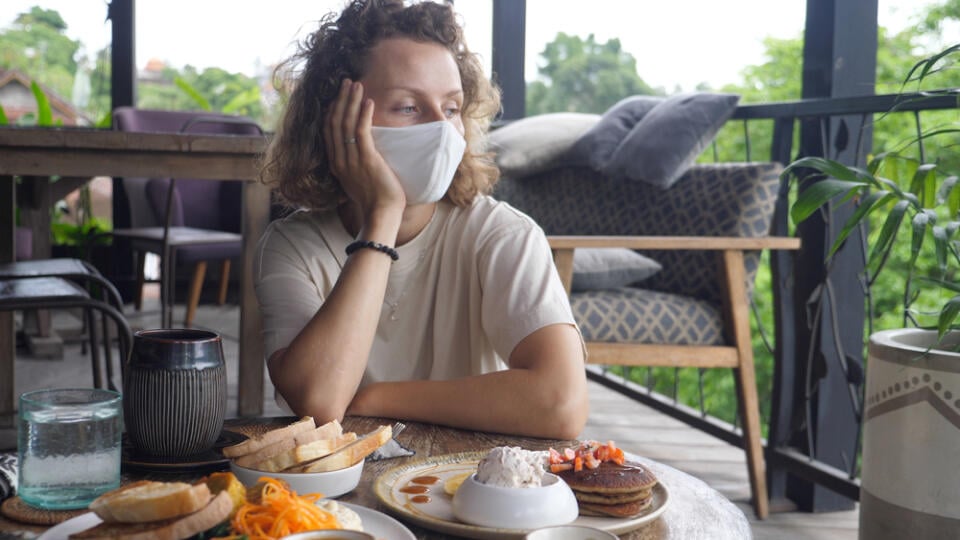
452, 472, 578, 529
230, 458, 364, 499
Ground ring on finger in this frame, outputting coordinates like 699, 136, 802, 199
344, 137, 357, 145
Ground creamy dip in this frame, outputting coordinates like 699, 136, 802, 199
475, 446, 548, 488
318, 500, 363, 531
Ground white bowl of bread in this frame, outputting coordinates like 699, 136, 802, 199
224, 416, 393, 498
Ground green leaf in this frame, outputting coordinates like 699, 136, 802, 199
938, 295, 960, 338
0, 104, 7, 126
945, 176, 960, 218
828, 191, 892, 259
783, 156, 870, 183
903, 44, 960, 87
868, 200, 910, 275
95, 112, 112, 129
933, 225, 949, 274
910, 164, 938, 208
791, 179, 867, 224
222, 86, 261, 114
30, 81, 53, 126
909, 209, 936, 269
918, 275, 960, 294
174, 76, 212, 111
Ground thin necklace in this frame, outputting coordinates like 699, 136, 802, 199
384, 248, 428, 321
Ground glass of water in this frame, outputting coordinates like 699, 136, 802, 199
17, 388, 122, 509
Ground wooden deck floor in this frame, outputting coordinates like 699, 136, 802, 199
5, 296, 859, 539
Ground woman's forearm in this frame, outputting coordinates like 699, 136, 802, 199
268, 211, 402, 421
347, 325, 589, 439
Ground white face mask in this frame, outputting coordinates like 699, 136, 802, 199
371, 120, 467, 205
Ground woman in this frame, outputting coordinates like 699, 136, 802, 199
256, 0, 587, 440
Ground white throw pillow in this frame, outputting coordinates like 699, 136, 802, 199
487, 113, 601, 178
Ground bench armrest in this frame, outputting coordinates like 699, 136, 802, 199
548, 235, 801, 294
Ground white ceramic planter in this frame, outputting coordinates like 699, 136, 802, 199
860, 328, 960, 539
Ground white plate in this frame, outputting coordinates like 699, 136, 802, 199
38, 501, 415, 540
373, 451, 669, 540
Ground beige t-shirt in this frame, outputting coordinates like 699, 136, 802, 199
253, 196, 577, 387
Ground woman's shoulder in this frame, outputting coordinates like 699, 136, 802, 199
450, 195, 540, 231
438, 196, 545, 254
259, 209, 343, 250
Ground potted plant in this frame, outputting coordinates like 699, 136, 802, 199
785, 44, 960, 540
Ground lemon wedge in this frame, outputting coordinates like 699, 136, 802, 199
444, 472, 472, 496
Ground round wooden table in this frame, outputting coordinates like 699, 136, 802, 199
0, 416, 750, 539
232, 416, 750, 540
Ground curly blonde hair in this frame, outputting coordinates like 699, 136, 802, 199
260, 0, 502, 212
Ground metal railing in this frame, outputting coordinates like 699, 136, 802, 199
591, 89, 960, 507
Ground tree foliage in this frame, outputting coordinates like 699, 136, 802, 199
526, 32, 657, 115
0, 6, 269, 126
0, 6, 79, 102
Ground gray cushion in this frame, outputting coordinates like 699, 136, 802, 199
571, 248, 661, 292
487, 113, 600, 178
603, 93, 740, 189
566, 95, 662, 170
572, 288, 724, 346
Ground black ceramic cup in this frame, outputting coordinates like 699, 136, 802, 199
123, 328, 227, 458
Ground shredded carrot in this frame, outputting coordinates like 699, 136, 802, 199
230, 477, 339, 540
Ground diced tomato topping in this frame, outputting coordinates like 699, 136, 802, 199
549, 440, 627, 473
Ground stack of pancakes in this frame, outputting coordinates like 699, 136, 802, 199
557, 461, 659, 518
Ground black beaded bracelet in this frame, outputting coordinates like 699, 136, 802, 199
345, 240, 399, 261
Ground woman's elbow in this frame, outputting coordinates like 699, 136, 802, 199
536, 375, 589, 440
268, 356, 349, 423
296, 394, 348, 425
550, 391, 589, 440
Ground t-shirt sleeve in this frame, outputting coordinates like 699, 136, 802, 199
253, 223, 327, 361
477, 215, 579, 364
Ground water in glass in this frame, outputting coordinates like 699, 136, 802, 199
17, 388, 122, 510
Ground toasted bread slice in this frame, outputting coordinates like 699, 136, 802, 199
251, 432, 358, 472
221, 416, 315, 458
292, 424, 392, 473
71, 490, 232, 540
233, 419, 343, 469
88, 480, 212, 524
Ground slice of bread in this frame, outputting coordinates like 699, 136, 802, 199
70, 490, 232, 540
232, 419, 344, 469
222, 416, 315, 458
88, 480, 212, 524
251, 432, 359, 472
292, 424, 392, 473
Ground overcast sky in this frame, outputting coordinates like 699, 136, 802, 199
3, 0, 949, 92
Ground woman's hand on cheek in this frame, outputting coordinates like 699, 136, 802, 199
325, 79, 406, 218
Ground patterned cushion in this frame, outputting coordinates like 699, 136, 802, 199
494, 162, 782, 306
572, 288, 724, 346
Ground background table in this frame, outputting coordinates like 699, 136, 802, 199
0, 126, 271, 425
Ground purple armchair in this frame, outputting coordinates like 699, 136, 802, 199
111, 107, 264, 328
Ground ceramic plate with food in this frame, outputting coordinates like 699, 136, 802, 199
373, 448, 669, 540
